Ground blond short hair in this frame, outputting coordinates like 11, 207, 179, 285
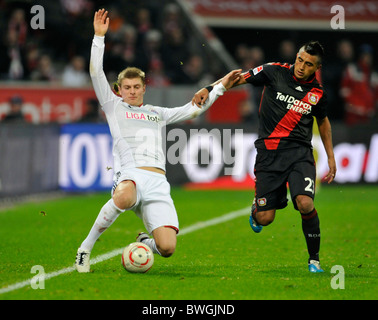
118, 67, 145, 85
113, 67, 145, 94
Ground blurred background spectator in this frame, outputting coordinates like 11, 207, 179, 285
340, 44, 378, 126
278, 39, 296, 63
62, 55, 89, 87
0, 8, 28, 80
30, 54, 57, 82
1, 95, 26, 123
78, 98, 105, 123
146, 59, 171, 87
322, 39, 355, 121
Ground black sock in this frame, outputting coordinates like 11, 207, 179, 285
301, 208, 320, 262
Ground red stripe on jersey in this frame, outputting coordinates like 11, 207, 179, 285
264, 109, 302, 150
243, 72, 251, 80
264, 87, 324, 150
270, 62, 291, 69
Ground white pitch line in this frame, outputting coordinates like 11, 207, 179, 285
178, 206, 250, 235
0, 206, 250, 295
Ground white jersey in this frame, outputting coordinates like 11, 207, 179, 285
90, 35, 226, 175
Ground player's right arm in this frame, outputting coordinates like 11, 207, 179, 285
317, 116, 336, 184
90, 9, 116, 106
191, 70, 248, 107
192, 64, 274, 107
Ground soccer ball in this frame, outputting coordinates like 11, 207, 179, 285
121, 242, 154, 273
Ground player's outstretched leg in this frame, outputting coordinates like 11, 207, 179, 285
75, 198, 125, 273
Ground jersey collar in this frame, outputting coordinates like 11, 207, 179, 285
124, 102, 144, 109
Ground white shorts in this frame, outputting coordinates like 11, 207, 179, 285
112, 168, 179, 234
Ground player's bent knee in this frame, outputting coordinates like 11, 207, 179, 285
153, 227, 177, 257
257, 210, 275, 226
295, 195, 314, 214
155, 236, 176, 257
260, 216, 275, 226
157, 243, 176, 257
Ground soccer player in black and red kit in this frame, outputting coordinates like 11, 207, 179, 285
192, 41, 336, 273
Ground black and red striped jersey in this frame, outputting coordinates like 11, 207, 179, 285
243, 63, 327, 150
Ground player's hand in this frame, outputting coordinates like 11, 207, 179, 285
323, 157, 336, 184
191, 69, 243, 108
94, 9, 109, 37
191, 88, 209, 108
221, 69, 242, 90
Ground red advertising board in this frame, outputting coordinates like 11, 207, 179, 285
0, 86, 96, 123
189, 0, 378, 21
0, 85, 249, 124
206, 89, 250, 123
187, 0, 378, 29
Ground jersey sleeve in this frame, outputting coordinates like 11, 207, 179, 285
149, 83, 227, 125
89, 35, 118, 107
312, 90, 328, 119
243, 63, 277, 86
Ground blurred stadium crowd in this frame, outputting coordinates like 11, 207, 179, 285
0, 0, 377, 126
0, 0, 217, 86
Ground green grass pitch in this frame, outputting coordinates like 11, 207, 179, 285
0, 185, 377, 300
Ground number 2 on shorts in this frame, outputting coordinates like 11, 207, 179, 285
304, 177, 315, 194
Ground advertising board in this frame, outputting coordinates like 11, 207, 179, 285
58, 123, 378, 191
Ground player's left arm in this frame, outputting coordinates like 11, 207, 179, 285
316, 116, 337, 183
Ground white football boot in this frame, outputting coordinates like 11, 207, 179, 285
75, 248, 91, 273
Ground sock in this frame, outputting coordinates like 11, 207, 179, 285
141, 238, 162, 256
301, 208, 320, 262
80, 199, 125, 251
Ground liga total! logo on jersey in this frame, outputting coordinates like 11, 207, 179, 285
125, 111, 160, 122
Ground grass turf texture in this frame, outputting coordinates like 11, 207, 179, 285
0, 185, 377, 300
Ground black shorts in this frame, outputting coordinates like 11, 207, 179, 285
254, 147, 316, 211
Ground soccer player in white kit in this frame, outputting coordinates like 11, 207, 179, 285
75, 9, 242, 272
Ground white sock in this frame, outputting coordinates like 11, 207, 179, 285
80, 199, 124, 251
141, 238, 161, 256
